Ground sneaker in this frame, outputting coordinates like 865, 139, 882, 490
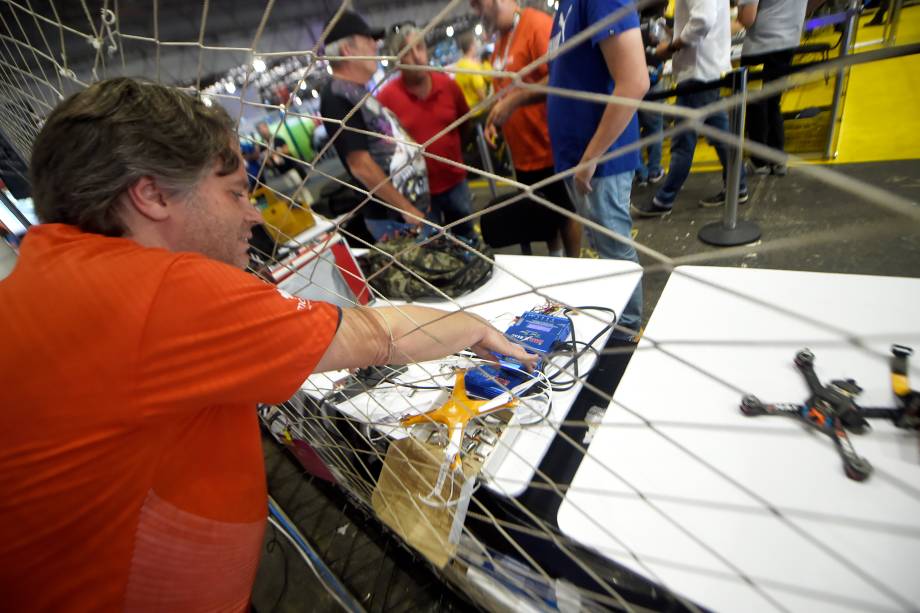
635, 177, 649, 188
772, 163, 787, 176
648, 169, 665, 184
750, 163, 772, 176
699, 190, 750, 208
631, 197, 673, 218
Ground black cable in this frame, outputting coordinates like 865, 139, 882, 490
266, 525, 289, 613
539, 306, 618, 392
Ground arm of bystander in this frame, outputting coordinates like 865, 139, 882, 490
574, 28, 649, 193
345, 150, 426, 226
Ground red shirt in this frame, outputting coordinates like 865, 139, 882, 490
0, 224, 339, 612
377, 72, 469, 195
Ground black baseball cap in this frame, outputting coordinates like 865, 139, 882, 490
324, 11, 385, 46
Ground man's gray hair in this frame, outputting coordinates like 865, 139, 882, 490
30, 78, 239, 237
386, 25, 423, 56
324, 35, 356, 65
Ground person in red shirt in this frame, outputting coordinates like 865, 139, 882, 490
471, 0, 582, 258
0, 77, 533, 612
377, 25, 476, 239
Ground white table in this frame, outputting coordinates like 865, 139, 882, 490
557, 266, 920, 613
302, 254, 642, 498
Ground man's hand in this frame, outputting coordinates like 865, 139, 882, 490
401, 207, 425, 227
487, 97, 514, 130
470, 326, 539, 372
655, 40, 673, 59
346, 149, 427, 227
574, 159, 598, 195
484, 96, 514, 147
483, 121, 499, 148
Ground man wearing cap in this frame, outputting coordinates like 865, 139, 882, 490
377, 25, 477, 239
319, 11, 432, 242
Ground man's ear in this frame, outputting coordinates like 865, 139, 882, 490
124, 176, 170, 222
341, 36, 357, 57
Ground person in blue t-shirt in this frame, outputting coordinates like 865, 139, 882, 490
547, 0, 649, 339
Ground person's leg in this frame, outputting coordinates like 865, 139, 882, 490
653, 103, 700, 206
651, 86, 716, 207
569, 173, 642, 336
561, 217, 582, 257
646, 111, 664, 179
764, 50, 795, 172
514, 167, 566, 255
536, 175, 582, 257
431, 181, 476, 238
635, 112, 651, 183
868, 0, 889, 25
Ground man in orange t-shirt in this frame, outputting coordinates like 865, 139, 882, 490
0, 78, 532, 612
472, 0, 581, 257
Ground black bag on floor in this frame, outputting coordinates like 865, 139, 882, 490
480, 190, 563, 248
361, 234, 493, 301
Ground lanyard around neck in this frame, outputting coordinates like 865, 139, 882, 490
498, 10, 522, 71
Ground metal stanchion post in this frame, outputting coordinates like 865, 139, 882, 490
698, 68, 762, 246
824, 0, 859, 159
885, 0, 904, 46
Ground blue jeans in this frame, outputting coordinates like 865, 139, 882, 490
655, 85, 747, 207
430, 180, 476, 238
566, 172, 643, 337
365, 199, 437, 242
636, 110, 663, 181
364, 217, 418, 242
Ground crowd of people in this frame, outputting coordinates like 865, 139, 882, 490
315, 0, 811, 336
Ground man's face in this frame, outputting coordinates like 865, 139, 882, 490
175, 149, 263, 269
470, 0, 503, 32
347, 35, 380, 80
256, 122, 271, 140
400, 35, 429, 84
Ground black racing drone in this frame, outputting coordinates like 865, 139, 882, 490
740, 345, 919, 482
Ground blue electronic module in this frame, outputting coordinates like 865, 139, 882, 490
465, 311, 572, 399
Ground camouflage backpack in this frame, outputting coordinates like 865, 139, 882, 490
361, 234, 494, 301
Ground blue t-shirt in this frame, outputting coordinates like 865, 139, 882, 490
547, 0, 641, 177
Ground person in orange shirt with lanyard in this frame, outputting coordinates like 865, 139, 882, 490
471, 0, 582, 258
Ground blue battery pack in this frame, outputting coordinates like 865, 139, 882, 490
465, 311, 572, 399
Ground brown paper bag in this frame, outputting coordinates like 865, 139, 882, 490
371, 437, 481, 568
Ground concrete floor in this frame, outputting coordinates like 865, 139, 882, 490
253, 430, 475, 613
257, 158, 919, 611
630, 159, 920, 329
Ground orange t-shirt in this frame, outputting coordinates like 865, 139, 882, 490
492, 7, 556, 172
0, 224, 339, 612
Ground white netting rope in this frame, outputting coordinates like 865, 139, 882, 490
1, 0, 918, 611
